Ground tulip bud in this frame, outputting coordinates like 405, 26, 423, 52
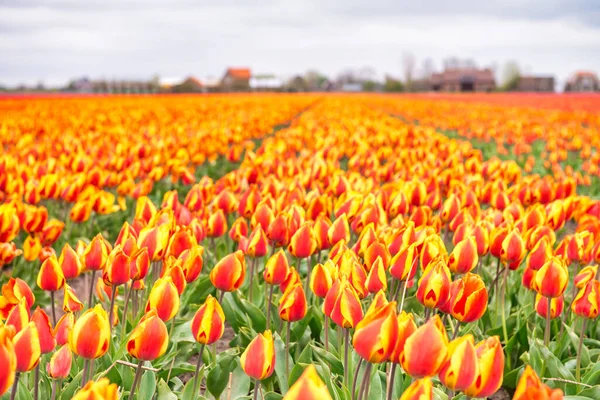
83, 234, 111, 271
240, 330, 276, 381
23, 235, 42, 261
31, 307, 56, 354
323, 277, 363, 329
162, 261, 187, 295
284, 364, 333, 399
438, 334, 478, 391
127, 309, 169, 361
526, 237, 553, 271
138, 224, 170, 261
0, 326, 16, 396
288, 222, 318, 258
58, 243, 83, 279
513, 365, 563, 400
166, 228, 197, 259
572, 280, 600, 319
6, 299, 29, 334
229, 217, 249, 242
103, 246, 131, 287
267, 214, 290, 247
416, 257, 451, 310
279, 284, 307, 322
178, 246, 203, 283
145, 276, 180, 322
47, 345, 72, 379
247, 226, 269, 258
533, 256, 569, 298
401, 315, 448, 378
310, 261, 336, 298
501, 229, 526, 264
352, 301, 398, 363
399, 377, 433, 400
72, 378, 118, 400
13, 321, 41, 372
389, 243, 419, 281
1, 278, 35, 316
207, 209, 228, 238
574, 266, 597, 289
54, 313, 74, 346
464, 336, 504, 398
388, 311, 417, 364
251, 202, 275, 232
210, 251, 246, 292
40, 219, 64, 247
328, 213, 351, 246
536, 294, 563, 319
62, 283, 84, 313
37, 255, 66, 292
191, 295, 225, 345
419, 235, 447, 271
448, 273, 488, 323
365, 257, 388, 294
69, 304, 110, 359
280, 267, 301, 294
263, 250, 289, 285
312, 216, 332, 251
448, 236, 478, 274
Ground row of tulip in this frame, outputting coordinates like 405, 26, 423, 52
2, 94, 600, 399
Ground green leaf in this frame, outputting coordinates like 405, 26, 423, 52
241, 298, 267, 332
181, 378, 198, 400
263, 392, 284, 400
61, 370, 84, 400
138, 370, 157, 400
288, 344, 313, 387
17, 379, 33, 400
273, 332, 291, 393
311, 344, 344, 376
229, 364, 251, 399
157, 379, 178, 400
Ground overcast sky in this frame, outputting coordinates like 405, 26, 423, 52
1, 0, 599, 88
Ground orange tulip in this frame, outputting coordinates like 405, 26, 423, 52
191, 295, 225, 345
323, 277, 363, 329
501, 229, 526, 264
283, 364, 333, 400
166, 228, 197, 259
103, 246, 131, 286
69, 304, 110, 359
280, 267, 301, 294
401, 315, 448, 378
263, 250, 289, 285
267, 213, 290, 247
207, 209, 228, 238
178, 246, 204, 283
464, 336, 505, 398
63, 284, 84, 313
448, 236, 478, 274
209, 251, 246, 292
138, 224, 170, 261
240, 330, 276, 381
572, 280, 600, 319
419, 235, 446, 271
365, 257, 388, 293
278, 284, 307, 322
416, 257, 451, 309
13, 321, 41, 372
127, 309, 169, 361
288, 222, 318, 259
58, 243, 82, 280
6, 299, 30, 334
526, 237, 553, 271
536, 294, 563, 319
83, 234, 111, 271
247, 226, 269, 258
54, 313, 74, 346
388, 311, 417, 363
229, 217, 249, 242
23, 235, 42, 261
447, 273, 488, 323
40, 219, 64, 247
0, 326, 16, 396
389, 243, 419, 281
129, 247, 150, 281
513, 365, 563, 400
31, 307, 56, 354
328, 213, 351, 246
352, 301, 398, 363
0, 242, 22, 267
399, 377, 433, 400
574, 266, 597, 289
438, 334, 478, 391
47, 345, 72, 379
146, 276, 180, 322
1, 277, 35, 317
533, 256, 569, 298
162, 262, 187, 295
37, 255, 65, 292
310, 260, 336, 298
72, 378, 118, 400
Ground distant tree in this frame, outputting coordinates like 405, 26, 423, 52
305, 70, 328, 91
363, 80, 378, 92
384, 76, 404, 92
501, 61, 521, 91
402, 52, 416, 91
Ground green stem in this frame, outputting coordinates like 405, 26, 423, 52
544, 297, 552, 346
81, 359, 89, 387
192, 343, 206, 397
351, 358, 364, 400
34, 363, 39, 400
248, 258, 256, 302
265, 284, 274, 330
129, 360, 144, 399
286, 321, 291, 377
501, 268, 509, 347
10, 372, 19, 400
121, 282, 132, 339
358, 363, 372, 400
386, 363, 397, 400
324, 315, 329, 352
253, 380, 261, 400
88, 270, 97, 308
50, 291, 57, 326
577, 319, 588, 382
108, 285, 117, 333
344, 328, 350, 388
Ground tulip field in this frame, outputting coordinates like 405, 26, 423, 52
2, 93, 600, 400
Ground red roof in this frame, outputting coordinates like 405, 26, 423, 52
225, 68, 251, 79
431, 68, 495, 84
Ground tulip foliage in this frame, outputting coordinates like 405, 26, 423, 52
2, 93, 600, 399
